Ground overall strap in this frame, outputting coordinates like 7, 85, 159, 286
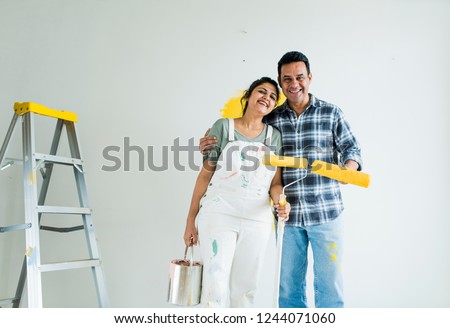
228, 118, 235, 141
265, 124, 273, 146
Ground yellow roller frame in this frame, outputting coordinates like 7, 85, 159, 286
311, 160, 371, 188
262, 155, 371, 188
262, 154, 308, 169
14, 102, 78, 122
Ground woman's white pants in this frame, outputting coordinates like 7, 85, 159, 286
196, 212, 272, 308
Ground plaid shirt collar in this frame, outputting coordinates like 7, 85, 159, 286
275, 93, 318, 115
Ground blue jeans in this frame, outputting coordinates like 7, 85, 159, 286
278, 216, 344, 308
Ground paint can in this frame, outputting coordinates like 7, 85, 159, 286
167, 244, 202, 306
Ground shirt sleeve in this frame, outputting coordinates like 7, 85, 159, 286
204, 118, 226, 163
334, 109, 363, 170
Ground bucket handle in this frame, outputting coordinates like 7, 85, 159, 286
184, 243, 195, 266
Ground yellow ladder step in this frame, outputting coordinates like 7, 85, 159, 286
14, 102, 78, 122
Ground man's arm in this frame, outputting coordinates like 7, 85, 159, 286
334, 109, 363, 171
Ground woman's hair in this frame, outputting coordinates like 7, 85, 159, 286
240, 77, 280, 115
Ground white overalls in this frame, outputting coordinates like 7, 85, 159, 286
196, 118, 276, 307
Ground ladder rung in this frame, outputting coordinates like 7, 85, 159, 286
0, 297, 18, 306
40, 225, 84, 233
35, 153, 83, 166
1, 157, 23, 167
0, 223, 31, 233
37, 206, 91, 215
40, 259, 101, 272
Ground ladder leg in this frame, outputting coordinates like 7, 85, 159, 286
12, 119, 65, 307
12, 257, 27, 308
0, 113, 19, 164
81, 212, 110, 307
1, 113, 24, 308
66, 121, 110, 307
22, 112, 43, 308
37, 119, 64, 206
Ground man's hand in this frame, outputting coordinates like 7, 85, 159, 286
344, 160, 359, 171
199, 128, 218, 155
340, 160, 359, 185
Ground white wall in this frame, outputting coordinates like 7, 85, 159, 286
1, 0, 449, 308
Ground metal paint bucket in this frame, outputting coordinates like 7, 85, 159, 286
167, 244, 203, 306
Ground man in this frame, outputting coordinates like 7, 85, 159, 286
200, 51, 362, 308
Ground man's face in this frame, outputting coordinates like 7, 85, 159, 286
278, 61, 312, 105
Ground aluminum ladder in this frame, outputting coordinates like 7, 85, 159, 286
0, 102, 109, 308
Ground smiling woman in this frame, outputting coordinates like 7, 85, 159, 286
182, 76, 291, 308
221, 90, 286, 119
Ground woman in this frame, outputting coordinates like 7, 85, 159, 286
183, 77, 290, 307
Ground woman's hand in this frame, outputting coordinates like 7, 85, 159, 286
184, 222, 198, 246
274, 201, 291, 222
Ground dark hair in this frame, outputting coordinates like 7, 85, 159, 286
277, 51, 311, 76
240, 77, 280, 115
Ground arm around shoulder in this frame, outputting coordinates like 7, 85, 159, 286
199, 118, 226, 155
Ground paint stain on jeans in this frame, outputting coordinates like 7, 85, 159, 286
327, 242, 338, 250
326, 242, 338, 262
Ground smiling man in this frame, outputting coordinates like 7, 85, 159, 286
263, 51, 363, 308
200, 51, 363, 308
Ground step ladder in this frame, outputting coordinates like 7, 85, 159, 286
0, 102, 109, 308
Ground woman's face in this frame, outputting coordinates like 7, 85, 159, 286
246, 82, 278, 116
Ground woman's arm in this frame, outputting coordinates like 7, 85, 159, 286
183, 160, 216, 246
269, 167, 291, 221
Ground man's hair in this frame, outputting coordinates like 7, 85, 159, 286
277, 51, 311, 76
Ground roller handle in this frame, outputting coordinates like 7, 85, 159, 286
279, 194, 287, 206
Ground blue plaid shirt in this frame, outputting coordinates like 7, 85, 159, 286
264, 94, 363, 227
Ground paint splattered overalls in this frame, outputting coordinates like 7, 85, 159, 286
196, 118, 276, 307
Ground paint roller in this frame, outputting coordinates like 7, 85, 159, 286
269, 157, 371, 306
262, 154, 371, 188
